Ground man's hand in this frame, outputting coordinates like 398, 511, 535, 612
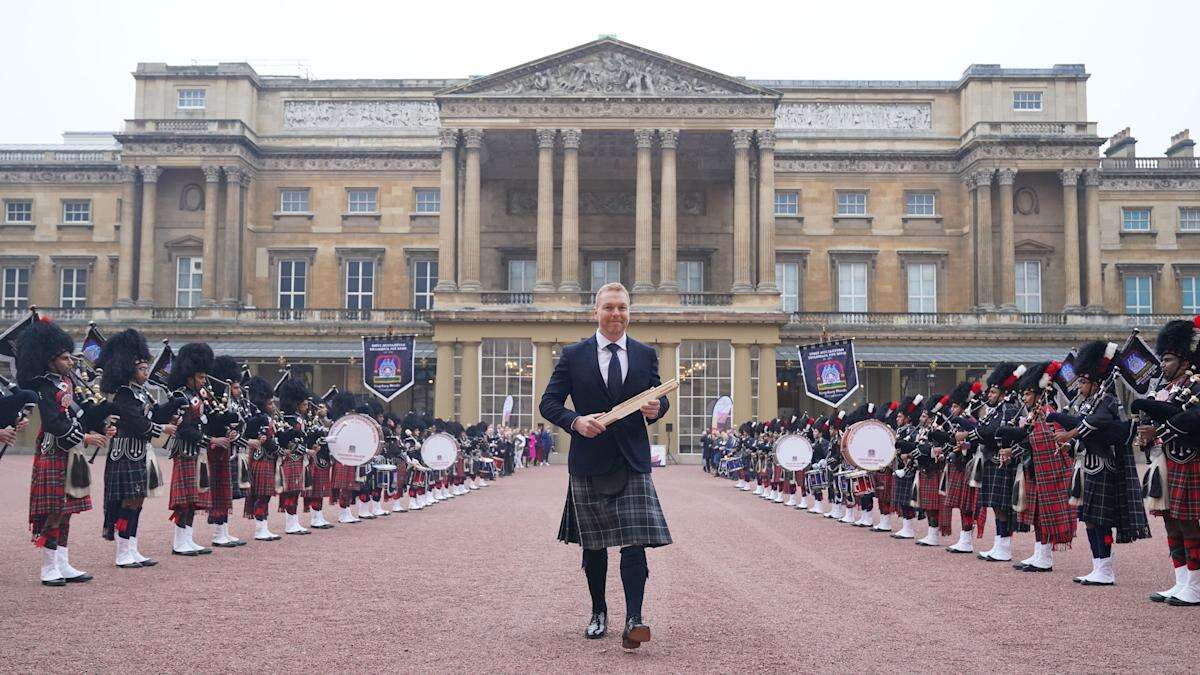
0, 427, 17, 445
15, 418, 28, 432
572, 415, 606, 439
641, 398, 661, 421
1054, 427, 1079, 444
954, 431, 969, 443
210, 437, 231, 450
1137, 424, 1157, 446
162, 423, 178, 437
84, 432, 108, 448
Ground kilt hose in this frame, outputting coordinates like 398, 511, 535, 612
1162, 457, 1200, 521
168, 455, 211, 512
29, 449, 92, 540
939, 462, 979, 532
873, 470, 894, 514
206, 446, 233, 520
558, 470, 672, 550
1027, 421, 1077, 549
330, 461, 358, 493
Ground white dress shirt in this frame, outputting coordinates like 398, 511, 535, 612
596, 329, 628, 386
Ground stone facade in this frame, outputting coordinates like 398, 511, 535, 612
3, 39, 1199, 456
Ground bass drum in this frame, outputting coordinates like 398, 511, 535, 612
839, 419, 897, 472
326, 413, 382, 467
773, 434, 813, 471
421, 432, 459, 471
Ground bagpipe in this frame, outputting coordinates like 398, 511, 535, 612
0, 373, 37, 461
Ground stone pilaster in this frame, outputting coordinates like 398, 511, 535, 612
434, 128, 459, 292
658, 129, 679, 292
1083, 170, 1105, 312
633, 129, 655, 292
1060, 168, 1083, 312
534, 128, 557, 292
200, 165, 222, 306
731, 129, 754, 292
460, 129, 483, 292
534, 341, 554, 426
559, 129, 582, 292
115, 166, 138, 306
996, 168, 1017, 312
732, 341, 753, 423
758, 342, 778, 421
222, 167, 245, 306
973, 169, 995, 310
434, 341, 455, 419
756, 130, 777, 292
135, 165, 159, 306
657, 341, 680, 456
461, 341, 480, 423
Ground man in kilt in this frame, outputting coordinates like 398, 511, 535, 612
869, 404, 897, 531
243, 376, 284, 541
541, 282, 672, 650
942, 382, 982, 553
890, 395, 923, 540
912, 396, 952, 547
304, 398, 335, 527
277, 378, 315, 535
1053, 341, 1151, 585
207, 355, 247, 548
165, 343, 225, 556
18, 317, 107, 586
959, 362, 1026, 563
328, 391, 365, 522
1132, 317, 1200, 605
97, 328, 183, 568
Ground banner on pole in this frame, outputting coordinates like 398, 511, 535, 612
361, 335, 416, 402
798, 339, 860, 408
1116, 333, 1160, 396
502, 395, 514, 426
710, 395, 733, 430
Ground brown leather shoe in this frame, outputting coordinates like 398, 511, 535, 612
621, 617, 651, 650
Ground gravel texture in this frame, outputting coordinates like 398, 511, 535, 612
1, 457, 1196, 673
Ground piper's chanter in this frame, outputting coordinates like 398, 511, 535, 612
839, 419, 897, 471
326, 413, 382, 467
421, 432, 459, 471
773, 434, 813, 471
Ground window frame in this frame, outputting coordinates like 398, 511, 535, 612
1121, 207, 1152, 233
774, 190, 799, 217
589, 259, 622, 292
412, 259, 438, 311
344, 258, 375, 311
414, 188, 441, 215
1012, 90, 1043, 111
177, 88, 207, 110
903, 191, 937, 217
61, 199, 92, 224
775, 260, 800, 313
279, 188, 311, 214
905, 261, 938, 313
1015, 259, 1043, 314
277, 259, 308, 310
1181, 275, 1200, 314
1, 267, 30, 309
835, 190, 868, 217
677, 259, 705, 294
346, 188, 378, 215
507, 259, 537, 293
1179, 207, 1200, 232
5, 199, 32, 224
837, 261, 869, 312
175, 256, 203, 308
59, 267, 88, 308
1124, 274, 1153, 314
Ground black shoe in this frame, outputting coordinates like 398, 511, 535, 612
172, 549, 199, 557
1167, 595, 1200, 606
138, 557, 158, 567
41, 578, 67, 587
117, 561, 143, 569
63, 571, 93, 583
212, 540, 239, 548
194, 546, 212, 555
585, 611, 607, 639
621, 616, 651, 650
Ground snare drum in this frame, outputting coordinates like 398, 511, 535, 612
805, 469, 828, 492
840, 419, 897, 472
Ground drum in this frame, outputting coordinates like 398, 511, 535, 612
374, 462, 397, 492
840, 419, 897, 471
326, 413, 382, 467
805, 469, 828, 492
421, 432, 459, 471
838, 469, 873, 496
773, 434, 813, 471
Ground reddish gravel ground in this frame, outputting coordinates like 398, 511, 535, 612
1, 456, 1196, 673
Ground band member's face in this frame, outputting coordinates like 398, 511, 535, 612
265, 399, 277, 414
134, 361, 150, 385
594, 288, 630, 341
987, 387, 1002, 405
316, 404, 326, 417
1022, 390, 1036, 407
230, 382, 241, 398
896, 412, 909, 426
51, 351, 73, 376
1162, 353, 1184, 380
298, 399, 310, 415
187, 372, 207, 390
950, 402, 963, 417
1077, 376, 1097, 397
919, 411, 932, 427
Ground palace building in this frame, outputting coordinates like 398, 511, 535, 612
2, 38, 1199, 456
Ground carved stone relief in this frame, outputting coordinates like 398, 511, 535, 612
775, 157, 956, 173
506, 189, 706, 216
180, 184, 204, 211
0, 170, 124, 184
1101, 177, 1200, 191
465, 51, 738, 97
775, 103, 931, 130
260, 157, 439, 171
440, 100, 774, 120
1014, 187, 1039, 215
283, 100, 439, 130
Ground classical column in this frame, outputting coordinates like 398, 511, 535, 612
757, 343, 778, 421
657, 129, 679, 292
434, 128, 459, 292
996, 168, 1018, 312
732, 342, 753, 423
459, 129, 483, 292
222, 167, 245, 306
434, 341, 455, 419
1060, 168, 1083, 312
756, 130, 777, 292
732, 129, 754, 292
973, 169, 995, 310
1083, 170, 1105, 311
461, 341, 480, 423
200, 165, 222, 305
135, 165, 159, 306
658, 341, 680, 456
633, 129, 655, 292
534, 341, 554, 426
534, 128, 557, 292
559, 129, 582, 292
115, 166, 138, 306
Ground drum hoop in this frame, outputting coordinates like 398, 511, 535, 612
421, 432, 460, 470
839, 419, 897, 471
327, 414, 382, 467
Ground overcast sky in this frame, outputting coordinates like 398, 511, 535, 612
3, 0, 1197, 154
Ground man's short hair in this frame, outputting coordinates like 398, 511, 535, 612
594, 282, 630, 306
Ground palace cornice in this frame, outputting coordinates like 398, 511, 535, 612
775, 151, 958, 174
438, 99, 776, 120
0, 167, 126, 183
1100, 177, 1200, 191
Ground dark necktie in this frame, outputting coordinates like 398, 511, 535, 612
606, 343, 623, 400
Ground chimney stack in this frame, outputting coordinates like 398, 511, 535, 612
1105, 127, 1137, 158
1166, 129, 1194, 158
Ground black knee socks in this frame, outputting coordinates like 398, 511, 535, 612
620, 546, 648, 621
1086, 527, 1113, 558
582, 548, 607, 614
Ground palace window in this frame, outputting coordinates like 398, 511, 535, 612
279, 189, 310, 214
347, 189, 378, 214
507, 259, 536, 292
906, 262, 937, 313
1124, 275, 1153, 314
590, 260, 621, 292
1013, 91, 1042, 111
415, 189, 440, 214
1122, 207, 1151, 232
175, 256, 202, 308
1015, 260, 1042, 313
345, 259, 374, 310
5, 199, 32, 223
177, 89, 206, 109
774, 191, 799, 216
62, 200, 91, 224
678, 340, 731, 454
775, 261, 800, 313
905, 192, 936, 216
1180, 207, 1200, 232
278, 259, 307, 310
837, 261, 868, 312
1, 268, 29, 309
836, 191, 867, 216
413, 260, 437, 311
59, 267, 88, 308
678, 260, 704, 304
480, 338, 534, 431
1182, 276, 1200, 314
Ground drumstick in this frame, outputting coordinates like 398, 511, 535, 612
595, 379, 680, 426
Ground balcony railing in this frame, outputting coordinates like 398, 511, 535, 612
680, 293, 734, 306
121, 119, 258, 143
2, 306, 428, 325
1100, 157, 1200, 172
785, 311, 1189, 329
481, 292, 533, 305
0, 149, 120, 163
961, 120, 1098, 144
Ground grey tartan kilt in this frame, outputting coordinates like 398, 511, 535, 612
558, 470, 673, 550
104, 452, 148, 503
1078, 467, 1120, 528
980, 461, 1016, 510
892, 472, 916, 508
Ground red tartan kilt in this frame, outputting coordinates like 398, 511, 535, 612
772, 465, 784, 482
207, 448, 233, 515
873, 471, 894, 513
29, 450, 92, 519
1027, 427, 1078, 546
1164, 458, 1200, 521
943, 463, 978, 512
306, 462, 331, 499
169, 456, 212, 511
918, 468, 942, 511
248, 456, 277, 497
280, 456, 305, 493
330, 461, 358, 491
796, 469, 807, 495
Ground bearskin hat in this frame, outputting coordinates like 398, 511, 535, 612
845, 402, 875, 426
898, 394, 924, 419
1155, 317, 1200, 365
244, 376, 273, 409
948, 381, 976, 410
330, 391, 357, 421
985, 362, 1026, 392
277, 377, 311, 414
15, 317, 74, 389
167, 342, 214, 389
1015, 361, 1062, 393
926, 393, 950, 416
210, 355, 242, 385
97, 328, 152, 394
1074, 340, 1118, 381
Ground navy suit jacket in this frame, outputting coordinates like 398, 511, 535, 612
538, 334, 668, 476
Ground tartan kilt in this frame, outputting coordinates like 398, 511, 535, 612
980, 461, 1015, 510
1028, 424, 1077, 547
873, 471, 894, 513
104, 453, 148, 503
207, 447, 233, 516
29, 450, 93, 522
1163, 457, 1200, 521
306, 462, 331, 501
169, 456, 211, 511
892, 471, 916, 509
279, 456, 305, 493
330, 461, 358, 491
558, 470, 672, 549
1078, 467, 1121, 528
230, 451, 247, 501
942, 462, 978, 513
248, 456, 277, 497
918, 468, 942, 511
